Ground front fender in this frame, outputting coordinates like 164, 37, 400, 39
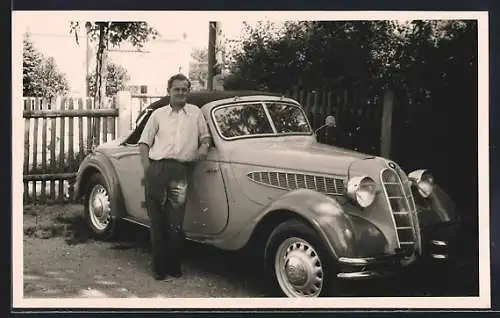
74, 151, 126, 218
415, 184, 460, 230
414, 184, 463, 260
245, 189, 366, 259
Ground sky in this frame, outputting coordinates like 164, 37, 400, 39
17, 13, 261, 95
18, 14, 255, 51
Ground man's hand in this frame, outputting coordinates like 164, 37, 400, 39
139, 143, 150, 175
141, 159, 150, 173
196, 143, 209, 161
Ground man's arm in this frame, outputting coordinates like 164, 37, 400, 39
139, 143, 150, 171
196, 111, 212, 160
137, 111, 158, 171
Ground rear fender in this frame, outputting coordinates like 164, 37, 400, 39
74, 152, 126, 219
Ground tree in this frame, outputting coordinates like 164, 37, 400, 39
189, 44, 228, 88
23, 32, 69, 99
23, 33, 43, 96
189, 47, 208, 87
38, 57, 70, 101
87, 61, 131, 97
224, 21, 399, 93
70, 21, 159, 107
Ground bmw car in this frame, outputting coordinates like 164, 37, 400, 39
73, 90, 461, 297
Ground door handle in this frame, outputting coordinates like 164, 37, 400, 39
205, 167, 218, 173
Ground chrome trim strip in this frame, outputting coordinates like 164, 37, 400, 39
431, 254, 448, 259
380, 168, 419, 250
431, 240, 448, 246
262, 102, 278, 134
380, 169, 402, 248
210, 101, 314, 141
122, 217, 149, 228
337, 271, 383, 279
338, 257, 373, 265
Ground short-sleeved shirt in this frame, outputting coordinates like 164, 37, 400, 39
138, 103, 211, 162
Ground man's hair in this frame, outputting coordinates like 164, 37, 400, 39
167, 73, 191, 90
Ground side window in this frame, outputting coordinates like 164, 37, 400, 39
213, 103, 273, 138
124, 109, 154, 144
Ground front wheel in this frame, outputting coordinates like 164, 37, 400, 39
84, 173, 117, 240
264, 219, 338, 297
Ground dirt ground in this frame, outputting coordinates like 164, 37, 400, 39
22, 205, 270, 298
22, 204, 480, 299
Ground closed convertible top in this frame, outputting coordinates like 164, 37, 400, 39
145, 90, 283, 112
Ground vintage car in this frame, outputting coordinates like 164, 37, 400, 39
73, 90, 461, 297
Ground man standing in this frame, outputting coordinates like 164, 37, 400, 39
138, 73, 211, 280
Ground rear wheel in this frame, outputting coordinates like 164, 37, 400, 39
264, 219, 338, 297
84, 173, 117, 239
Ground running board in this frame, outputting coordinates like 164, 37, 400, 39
122, 216, 150, 228
120, 216, 208, 243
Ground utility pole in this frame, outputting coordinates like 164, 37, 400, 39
207, 21, 217, 91
85, 24, 90, 97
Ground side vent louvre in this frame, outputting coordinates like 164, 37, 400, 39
247, 171, 345, 196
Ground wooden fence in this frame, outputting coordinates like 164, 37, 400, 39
23, 97, 118, 204
22, 88, 393, 205
283, 86, 389, 156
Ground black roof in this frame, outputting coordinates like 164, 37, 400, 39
130, 90, 286, 140
146, 90, 284, 112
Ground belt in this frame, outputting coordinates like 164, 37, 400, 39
149, 158, 191, 165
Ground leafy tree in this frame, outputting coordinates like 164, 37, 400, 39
189, 47, 208, 87
189, 42, 230, 88
23, 33, 43, 96
87, 61, 131, 97
70, 22, 159, 107
38, 57, 70, 100
224, 21, 400, 94
23, 32, 69, 99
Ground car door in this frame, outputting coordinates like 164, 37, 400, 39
109, 144, 149, 222
183, 148, 229, 236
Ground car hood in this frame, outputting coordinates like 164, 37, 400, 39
228, 137, 374, 176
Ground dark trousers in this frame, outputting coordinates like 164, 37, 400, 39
144, 159, 190, 276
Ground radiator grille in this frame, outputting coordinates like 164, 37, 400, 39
381, 168, 418, 251
247, 171, 345, 196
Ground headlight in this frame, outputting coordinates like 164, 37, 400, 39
408, 169, 435, 198
346, 176, 377, 208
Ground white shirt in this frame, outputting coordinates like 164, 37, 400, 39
138, 103, 211, 162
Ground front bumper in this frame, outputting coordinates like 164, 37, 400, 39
336, 249, 419, 280
335, 221, 463, 280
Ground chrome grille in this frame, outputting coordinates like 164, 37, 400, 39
381, 168, 417, 251
247, 171, 345, 196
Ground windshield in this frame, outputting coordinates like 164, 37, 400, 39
212, 101, 312, 140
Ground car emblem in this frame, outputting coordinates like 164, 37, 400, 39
388, 161, 396, 169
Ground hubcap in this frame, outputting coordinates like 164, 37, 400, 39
275, 237, 324, 297
88, 184, 111, 231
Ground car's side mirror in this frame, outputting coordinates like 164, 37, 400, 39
325, 115, 336, 128
314, 115, 336, 135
